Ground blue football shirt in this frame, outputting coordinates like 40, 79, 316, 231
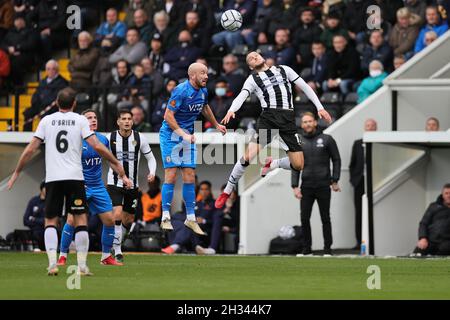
161, 80, 208, 134
82, 132, 109, 187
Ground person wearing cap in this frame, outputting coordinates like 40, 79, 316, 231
148, 32, 164, 71
23, 181, 47, 250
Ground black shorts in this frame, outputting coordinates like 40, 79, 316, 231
107, 185, 139, 215
253, 109, 303, 152
45, 180, 87, 219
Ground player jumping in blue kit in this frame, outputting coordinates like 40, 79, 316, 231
57, 109, 123, 266
159, 62, 227, 237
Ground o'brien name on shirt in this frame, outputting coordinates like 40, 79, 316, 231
51, 120, 76, 126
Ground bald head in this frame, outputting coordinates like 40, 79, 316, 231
188, 62, 208, 88
365, 118, 378, 131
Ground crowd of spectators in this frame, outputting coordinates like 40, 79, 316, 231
0, 0, 448, 132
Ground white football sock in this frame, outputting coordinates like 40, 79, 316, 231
75, 230, 89, 269
170, 244, 180, 251
59, 252, 67, 258
271, 157, 291, 170
101, 252, 111, 261
162, 211, 171, 220
224, 158, 249, 194
186, 213, 196, 221
44, 227, 58, 267
113, 224, 123, 255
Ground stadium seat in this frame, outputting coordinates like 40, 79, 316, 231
321, 92, 342, 121
342, 92, 359, 115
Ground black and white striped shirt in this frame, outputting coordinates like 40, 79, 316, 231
243, 65, 299, 110
107, 130, 152, 188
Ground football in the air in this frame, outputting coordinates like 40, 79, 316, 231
221, 9, 243, 32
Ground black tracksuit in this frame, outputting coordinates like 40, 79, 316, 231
414, 195, 450, 255
292, 129, 341, 249
349, 139, 365, 246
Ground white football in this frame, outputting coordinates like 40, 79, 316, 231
221, 9, 243, 32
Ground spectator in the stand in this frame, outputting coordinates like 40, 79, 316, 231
361, 30, 393, 74
304, 41, 328, 93
258, 0, 300, 42
293, 7, 322, 68
70, 0, 100, 31
148, 32, 164, 71
92, 39, 115, 88
138, 176, 162, 224
154, 0, 184, 28
320, 12, 348, 49
95, 8, 127, 50
357, 60, 388, 103
425, 117, 440, 132
291, 112, 341, 256
151, 10, 177, 52
183, 10, 209, 55
68, 31, 100, 92
208, 78, 234, 129
266, 28, 295, 66
23, 181, 46, 250
414, 6, 449, 53
388, 8, 420, 60
22, 59, 68, 131
196, 57, 218, 85
349, 118, 377, 250
13, 0, 36, 16
132, 9, 153, 44
344, 0, 371, 45
163, 29, 201, 81
393, 54, 406, 70
413, 183, 450, 256
141, 57, 164, 97
1, 15, 38, 87
323, 35, 360, 96
162, 180, 223, 255
242, 0, 276, 48
109, 28, 148, 65
26, 0, 67, 65
211, 0, 256, 50
118, 63, 151, 111
131, 105, 151, 132
181, 0, 215, 31
405, 0, 427, 25
423, 30, 438, 48
0, 0, 13, 43
220, 53, 246, 97
125, 0, 156, 27
0, 48, 9, 90
151, 78, 177, 132
107, 59, 132, 120
375, 0, 411, 26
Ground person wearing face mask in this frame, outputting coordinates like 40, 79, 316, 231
68, 31, 100, 93
356, 60, 387, 103
163, 29, 201, 81
207, 78, 235, 131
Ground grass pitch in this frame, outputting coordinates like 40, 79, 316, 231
0, 252, 449, 300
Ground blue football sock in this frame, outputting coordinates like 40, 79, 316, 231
162, 183, 175, 213
183, 183, 196, 219
102, 225, 115, 257
60, 223, 75, 254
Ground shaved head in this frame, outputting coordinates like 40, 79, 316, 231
188, 62, 208, 88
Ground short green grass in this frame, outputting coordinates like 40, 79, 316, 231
0, 252, 449, 299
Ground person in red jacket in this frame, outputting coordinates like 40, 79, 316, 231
0, 48, 10, 89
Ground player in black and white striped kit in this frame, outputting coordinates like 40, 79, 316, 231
107, 109, 157, 263
215, 51, 332, 208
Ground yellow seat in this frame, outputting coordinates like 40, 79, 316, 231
27, 82, 39, 95
58, 59, 70, 73
119, 11, 127, 21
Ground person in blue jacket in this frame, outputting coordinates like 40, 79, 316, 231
23, 181, 46, 250
414, 5, 448, 53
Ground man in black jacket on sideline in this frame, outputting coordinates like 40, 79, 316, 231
349, 118, 377, 250
291, 112, 341, 256
414, 184, 450, 256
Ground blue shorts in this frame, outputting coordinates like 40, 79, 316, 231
159, 128, 197, 169
85, 185, 113, 215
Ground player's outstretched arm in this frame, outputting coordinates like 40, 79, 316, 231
293, 76, 332, 123
202, 104, 227, 135
139, 134, 157, 183
221, 90, 249, 125
7, 137, 42, 190
85, 135, 132, 188
163, 108, 195, 143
